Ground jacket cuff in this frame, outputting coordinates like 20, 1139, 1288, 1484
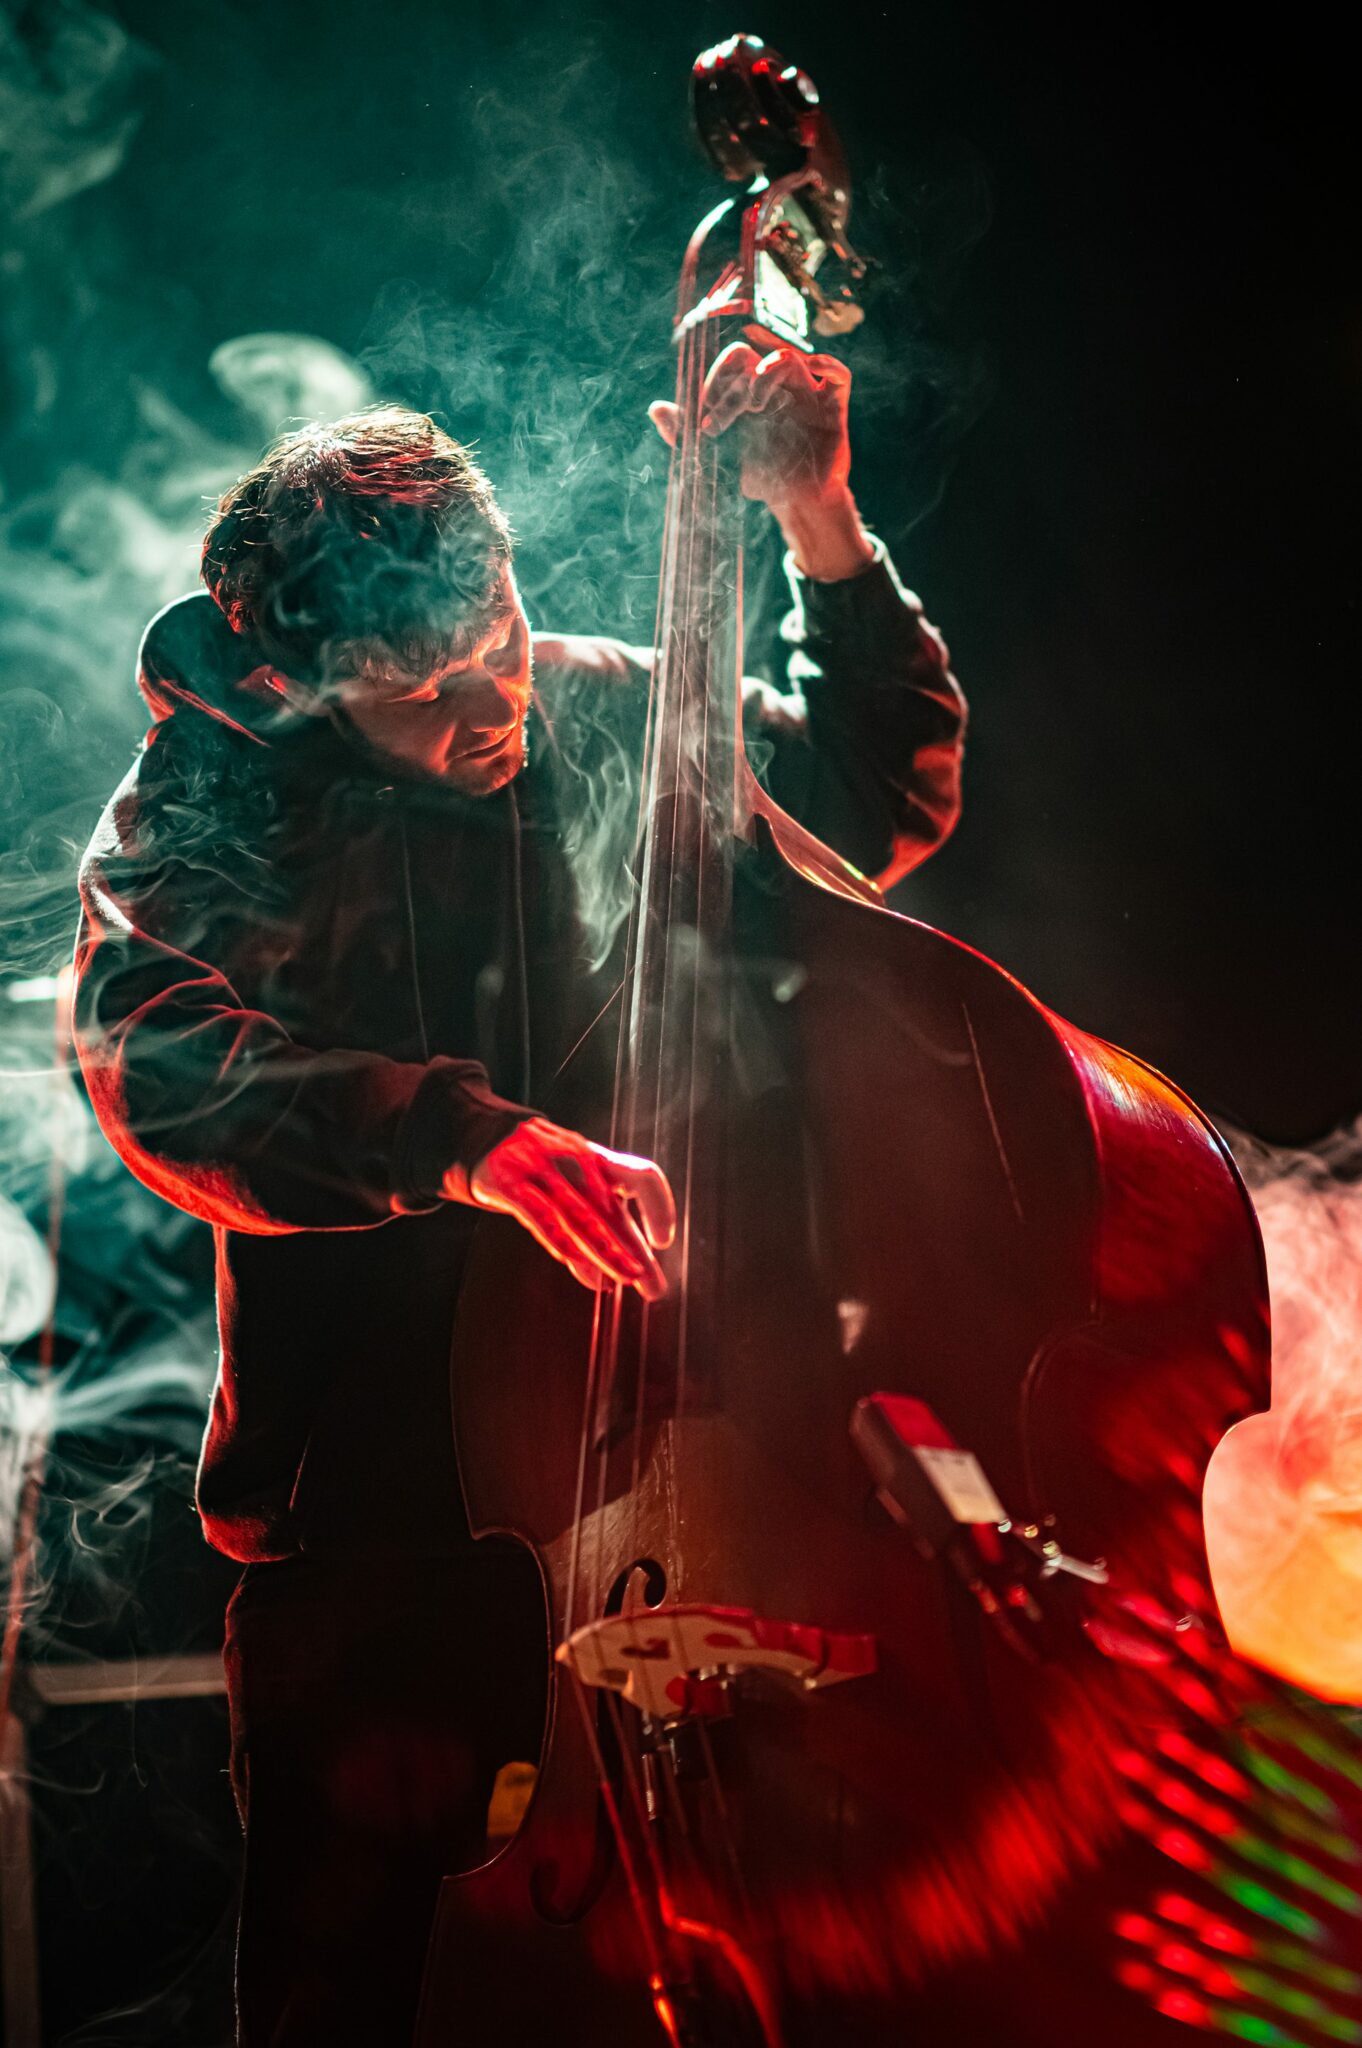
782, 538, 923, 659
393, 1057, 537, 1210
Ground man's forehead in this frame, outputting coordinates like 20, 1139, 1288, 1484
444, 565, 522, 663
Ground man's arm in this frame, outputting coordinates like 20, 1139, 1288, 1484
650, 342, 967, 887
749, 540, 964, 888
73, 767, 534, 1236
75, 754, 673, 1291
535, 550, 963, 893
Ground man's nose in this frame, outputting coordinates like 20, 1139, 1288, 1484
462, 673, 527, 733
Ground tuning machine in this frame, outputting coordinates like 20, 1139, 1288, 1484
692, 33, 873, 349
755, 210, 867, 339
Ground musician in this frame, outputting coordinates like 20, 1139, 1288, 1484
72, 344, 967, 2045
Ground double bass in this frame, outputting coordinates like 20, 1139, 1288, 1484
419, 35, 1270, 2046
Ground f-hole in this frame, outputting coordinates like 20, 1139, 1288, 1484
607, 1557, 669, 1617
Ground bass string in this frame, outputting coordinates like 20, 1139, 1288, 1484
648, 314, 711, 1527
675, 319, 736, 1441
649, 312, 739, 1538
559, 310, 754, 1984
562, 317, 716, 1978
671, 344, 759, 1930
623, 309, 712, 1583
665, 342, 719, 1466
564, 300, 705, 1634
598, 313, 709, 1862
562, 305, 692, 1643
601, 1685, 692, 1937
562, 1279, 609, 1646
567, 1674, 669, 1982
623, 320, 756, 1945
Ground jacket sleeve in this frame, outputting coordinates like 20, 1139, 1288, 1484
743, 538, 966, 887
72, 769, 533, 1237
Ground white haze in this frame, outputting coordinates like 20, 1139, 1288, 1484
1205, 1118, 1362, 1700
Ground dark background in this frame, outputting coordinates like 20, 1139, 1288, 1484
1, 1, 1359, 2038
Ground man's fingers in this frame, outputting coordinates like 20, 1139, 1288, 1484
559, 1248, 604, 1293
748, 349, 852, 413
516, 1189, 636, 1298
573, 1153, 674, 1282
513, 1190, 606, 1293
575, 1184, 667, 1301
752, 348, 817, 400
570, 1152, 657, 1260
706, 341, 763, 391
666, 346, 849, 442
543, 1171, 660, 1294
610, 1157, 678, 1252
800, 351, 852, 390
516, 1170, 667, 1302
648, 400, 679, 448
699, 342, 764, 435
476, 1123, 675, 1300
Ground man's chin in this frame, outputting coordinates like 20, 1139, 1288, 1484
445, 735, 526, 794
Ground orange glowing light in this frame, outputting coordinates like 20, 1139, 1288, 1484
1204, 1129, 1362, 1703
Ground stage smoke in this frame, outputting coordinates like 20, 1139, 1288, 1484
1205, 1119, 1362, 1699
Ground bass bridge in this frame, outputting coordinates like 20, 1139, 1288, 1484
558, 1603, 876, 1725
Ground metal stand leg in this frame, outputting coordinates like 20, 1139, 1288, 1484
0, 1707, 40, 2048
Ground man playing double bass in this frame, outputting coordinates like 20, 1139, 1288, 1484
72, 342, 966, 2045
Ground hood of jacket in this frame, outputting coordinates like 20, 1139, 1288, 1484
136, 590, 311, 747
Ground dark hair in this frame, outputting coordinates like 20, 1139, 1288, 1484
201, 406, 512, 687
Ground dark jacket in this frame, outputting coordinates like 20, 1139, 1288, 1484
73, 547, 966, 1560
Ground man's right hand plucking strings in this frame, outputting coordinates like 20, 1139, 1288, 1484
463, 1118, 676, 1301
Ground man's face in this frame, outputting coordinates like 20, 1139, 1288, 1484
331, 563, 532, 794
